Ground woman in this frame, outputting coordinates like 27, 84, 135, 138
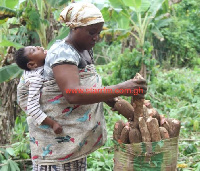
18, 2, 147, 171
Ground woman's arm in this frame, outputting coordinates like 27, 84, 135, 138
53, 64, 146, 104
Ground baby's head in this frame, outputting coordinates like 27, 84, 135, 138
15, 46, 47, 71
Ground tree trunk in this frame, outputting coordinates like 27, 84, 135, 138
0, 47, 21, 144
0, 79, 20, 144
139, 62, 147, 80
121, 34, 137, 53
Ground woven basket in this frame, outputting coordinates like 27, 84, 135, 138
114, 137, 179, 171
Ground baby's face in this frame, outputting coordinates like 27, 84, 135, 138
24, 46, 47, 68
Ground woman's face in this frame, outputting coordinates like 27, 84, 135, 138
71, 22, 104, 52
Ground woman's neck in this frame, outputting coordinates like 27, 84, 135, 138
65, 35, 83, 53
65, 37, 92, 64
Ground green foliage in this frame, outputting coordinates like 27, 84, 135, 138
0, 63, 23, 83
8, 26, 31, 46
178, 140, 200, 170
0, 6, 16, 20
93, 41, 121, 65
47, 26, 69, 50
155, 0, 200, 68
0, 39, 23, 49
87, 147, 113, 171
11, 114, 30, 160
96, 41, 156, 85
0, 113, 31, 171
0, 158, 20, 171
111, 48, 142, 83
97, 48, 141, 85
22, 8, 41, 31
0, 0, 70, 50
47, 0, 69, 7
102, 0, 171, 45
4, 0, 19, 9
11, 112, 29, 143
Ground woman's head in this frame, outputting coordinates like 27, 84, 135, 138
60, 2, 104, 29
15, 46, 47, 71
60, 2, 104, 51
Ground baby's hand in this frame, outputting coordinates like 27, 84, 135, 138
52, 122, 63, 134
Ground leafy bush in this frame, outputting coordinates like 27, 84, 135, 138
96, 41, 156, 87
93, 41, 122, 65
154, 0, 200, 68
96, 53, 139, 86
0, 112, 31, 171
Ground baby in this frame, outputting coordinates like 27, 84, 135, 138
15, 46, 62, 134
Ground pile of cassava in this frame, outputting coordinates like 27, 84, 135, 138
113, 73, 181, 144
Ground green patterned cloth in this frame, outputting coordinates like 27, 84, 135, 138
114, 137, 179, 171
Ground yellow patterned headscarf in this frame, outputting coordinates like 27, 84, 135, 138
60, 2, 104, 29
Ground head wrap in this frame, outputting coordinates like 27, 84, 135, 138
60, 2, 104, 29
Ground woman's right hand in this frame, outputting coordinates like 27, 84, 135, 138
117, 78, 147, 98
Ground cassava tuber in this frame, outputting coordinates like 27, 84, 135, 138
159, 127, 170, 139
146, 117, 161, 142
129, 121, 139, 129
131, 73, 145, 122
114, 97, 134, 120
132, 99, 144, 122
144, 100, 153, 109
113, 120, 125, 141
138, 117, 151, 142
161, 118, 181, 138
147, 108, 161, 124
120, 126, 130, 144
129, 127, 142, 143
143, 105, 149, 121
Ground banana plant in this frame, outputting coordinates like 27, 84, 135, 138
0, 63, 23, 83
19, 0, 55, 48
0, 0, 70, 48
101, 0, 172, 78
23, 0, 69, 48
0, 6, 16, 20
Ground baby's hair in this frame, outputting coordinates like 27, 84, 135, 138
14, 48, 30, 71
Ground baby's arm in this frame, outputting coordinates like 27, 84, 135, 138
26, 74, 62, 134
